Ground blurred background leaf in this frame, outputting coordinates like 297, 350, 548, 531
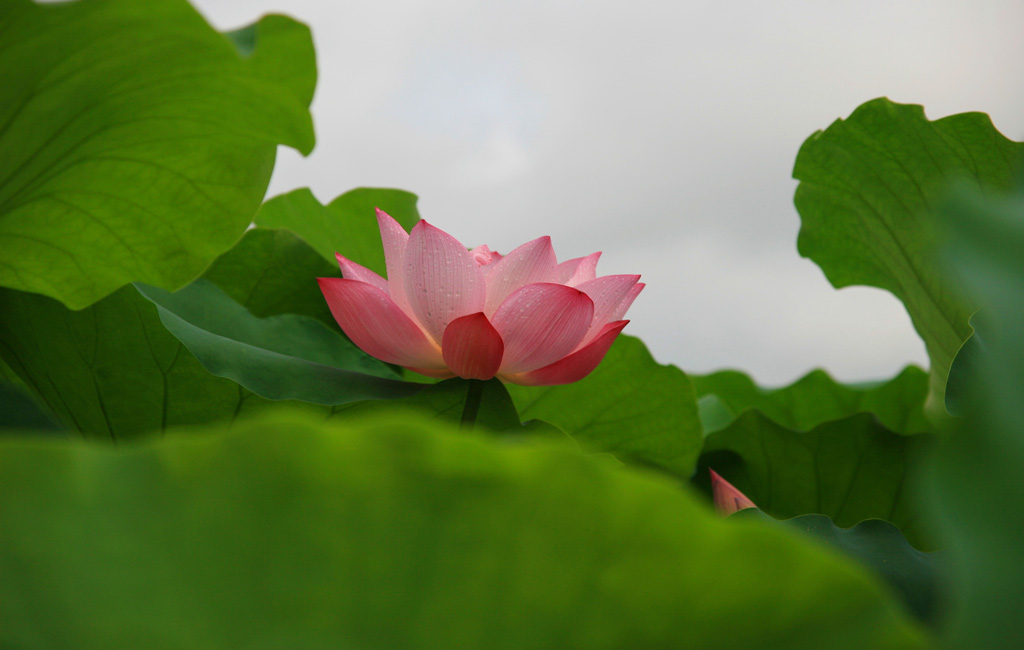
0, 410, 926, 650
0, 0, 315, 309
793, 98, 1024, 419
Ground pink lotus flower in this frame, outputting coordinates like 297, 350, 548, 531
709, 469, 758, 516
318, 209, 643, 385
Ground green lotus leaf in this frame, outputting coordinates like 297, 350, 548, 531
699, 411, 935, 549
694, 366, 929, 436
0, 410, 926, 649
0, 0, 315, 308
506, 334, 703, 478
793, 98, 1024, 417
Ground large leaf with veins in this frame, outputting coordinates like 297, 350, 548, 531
0, 0, 315, 309
793, 98, 1024, 418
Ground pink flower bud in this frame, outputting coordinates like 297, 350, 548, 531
709, 469, 758, 516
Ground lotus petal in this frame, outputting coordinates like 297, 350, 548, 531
442, 312, 505, 380
492, 283, 594, 374
575, 275, 642, 346
376, 208, 412, 312
483, 236, 559, 316
403, 220, 487, 344
506, 320, 628, 385
335, 253, 388, 294
555, 251, 601, 286
318, 277, 444, 369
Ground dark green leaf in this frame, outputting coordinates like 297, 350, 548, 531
256, 187, 421, 275
337, 377, 569, 442
694, 366, 930, 436
201, 227, 337, 326
506, 335, 703, 478
0, 410, 927, 649
734, 510, 943, 626
136, 280, 422, 405
793, 98, 1024, 416
0, 371, 63, 434
336, 377, 516, 430
699, 412, 935, 549
943, 312, 989, 417
0, 0, 316, 308
0, 285, 293, 441
928, 178, 1024, 649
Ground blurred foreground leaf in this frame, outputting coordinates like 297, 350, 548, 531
793, 98, 1023, 416
735, 510, 943, 626
928, 180, 1024, 649
0, 411, 926, 649
0, 0, 316, 308
507, 335, 703, 478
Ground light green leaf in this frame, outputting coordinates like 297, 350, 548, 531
694, 366, 930, 436
699, 412, 935, 549
0, 285, 298, 441
0, 410, 926, 649
136, 280, 423, 405
928, 179, 1024, 649
256, 187, 421, 275
793, 98, 1024, 416
506, 335, 703, 478
0, 0, 316, 309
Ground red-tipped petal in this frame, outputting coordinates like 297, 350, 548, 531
555, 251, 601, 286
491, 283, 594, 375
504, 320, 627, 386
441, 312, 505, 380
376, 207, 412, 312
335, 252, 388, 293
404, 220, 486, 344
482, 236, 559, 316
318, 277, 445, 369
574, 275, 642, 346
709, 469, 758, 516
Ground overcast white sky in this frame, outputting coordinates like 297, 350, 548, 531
195, 0, 1024, 385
